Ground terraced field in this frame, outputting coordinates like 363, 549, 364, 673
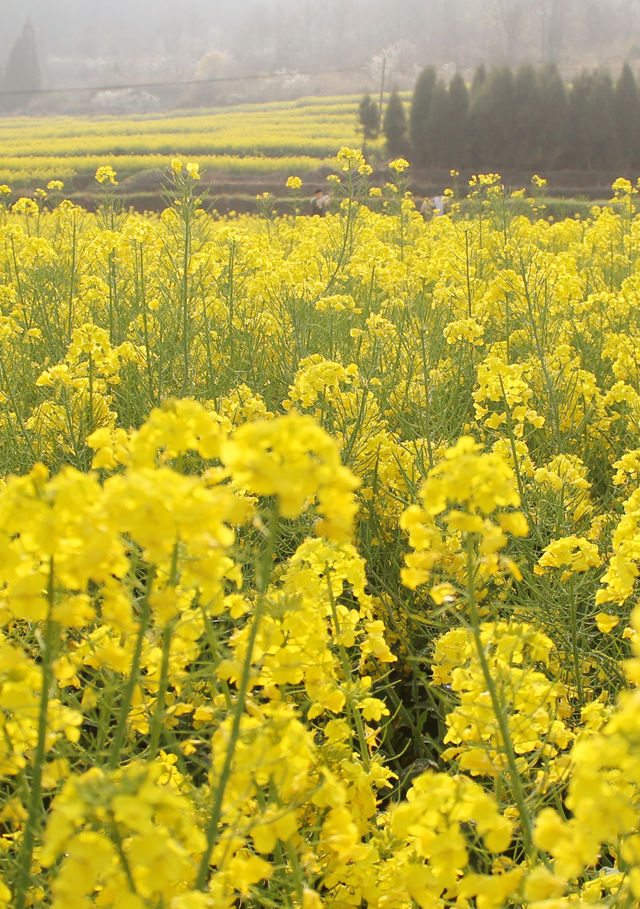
0, 95, 389, 190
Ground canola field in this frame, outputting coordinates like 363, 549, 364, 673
0, 96, 380, 187
1, 151, 640, 907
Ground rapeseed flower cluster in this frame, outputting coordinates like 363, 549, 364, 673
2, 157, 640, 906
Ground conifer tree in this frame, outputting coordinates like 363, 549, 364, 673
407, 59, 633, 173
513, 64, 541, 169
615, 63, 640, 169
570, 70, 617, 170
426, 80, 449, 166
568, 71, 594, 169
588, 70, 617, 169
3, 20, 42, 109
410, 66, 436, 166
538, 63, 569, 168
446, 72, 470, 167
470, 64, 487, 103
358, 92, 380, 145
470, 66, 517, 167
383, 89, 409, 158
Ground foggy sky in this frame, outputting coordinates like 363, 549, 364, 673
4, 0, 640, 94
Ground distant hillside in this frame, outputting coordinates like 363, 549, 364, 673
3, 0, 640, 114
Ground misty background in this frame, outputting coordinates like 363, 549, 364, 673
4, 0, 640, 114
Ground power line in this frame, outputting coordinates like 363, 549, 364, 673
0, 64, 369, 97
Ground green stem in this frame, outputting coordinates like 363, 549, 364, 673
0, 352, 37, 463
137, 242, 156, 406
195, 510, 278, 890
325, 568, 371, 771
181, 204, 192, 395
464, 227, 473, 317
200, 293, 217, 401
87, 352, 94, 441
107, 576, 153, 770
108, 251, 116, 345
226, 243, 235, 366
148, 620, 175, 760
316, 180, 356, 300
195, 600, 264, 888
518, 254, 561, 449
108, 810, 139, 896
464, 538, 535, 858
568, 575, 584, 705
67, 211, 77, 341
497, 375, 541, 545
418, 326, 435, 469
15, 559, 57, 909
284, 839, 304, 904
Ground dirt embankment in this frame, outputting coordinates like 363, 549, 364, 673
25, 165, 630, 216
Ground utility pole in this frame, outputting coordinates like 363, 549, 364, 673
378, 56, 386, 122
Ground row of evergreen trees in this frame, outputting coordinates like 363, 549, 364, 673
1, 21, 42, 107
375, 63, 640, 172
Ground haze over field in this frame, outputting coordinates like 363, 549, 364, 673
4, 0, 640, 113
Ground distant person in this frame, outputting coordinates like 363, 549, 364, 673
432, 194, 445, 216
420, 196, 435, 220
310, 188, 330, 216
